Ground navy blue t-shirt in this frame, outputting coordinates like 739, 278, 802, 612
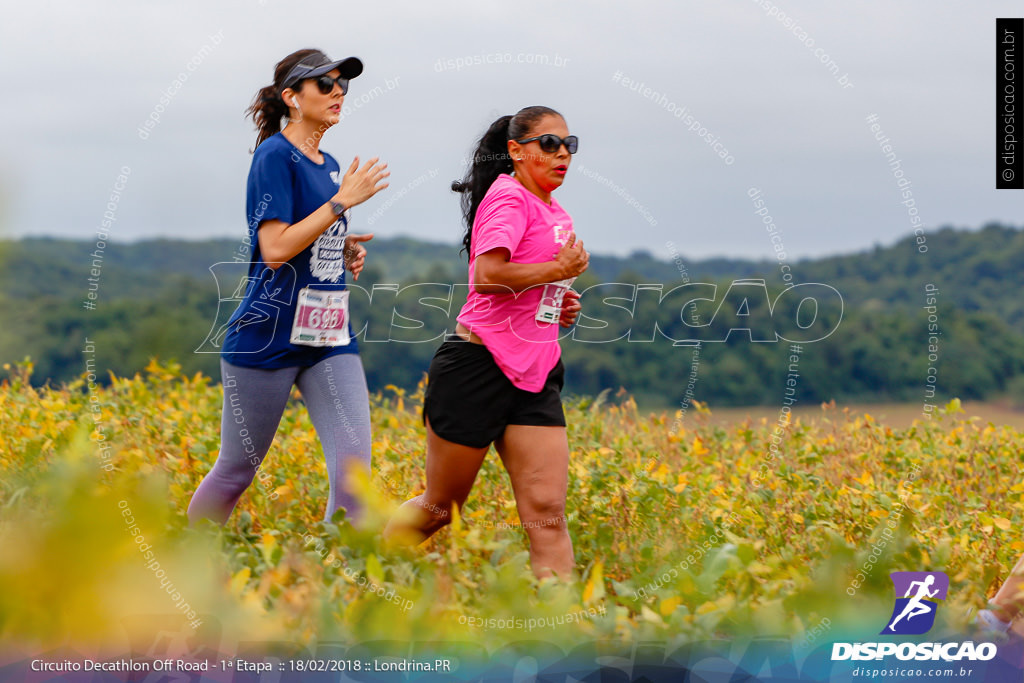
221, 132, 359, 368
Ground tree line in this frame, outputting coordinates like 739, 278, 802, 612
2, 223, 1022, 408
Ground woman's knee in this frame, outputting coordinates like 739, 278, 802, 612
208, 458, 262, 491
518, 499, 567, 531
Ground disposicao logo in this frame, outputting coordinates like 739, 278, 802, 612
880, 571, 948, 635
831, 570, 997, 663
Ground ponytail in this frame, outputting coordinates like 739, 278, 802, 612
452, 115, 513, 255
246, 86, 290, 149
452, 105, 562, 257
245, 48, 323, 151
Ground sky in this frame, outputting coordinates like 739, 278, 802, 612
0, 0, 1020, 262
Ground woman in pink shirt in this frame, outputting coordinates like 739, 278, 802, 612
385, 106, 588, 578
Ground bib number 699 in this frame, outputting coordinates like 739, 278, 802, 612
290, 288, 350, 347
308, 308, 342, 329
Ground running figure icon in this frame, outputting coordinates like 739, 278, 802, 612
881, 571, 949, 635
888, 575, 939, 631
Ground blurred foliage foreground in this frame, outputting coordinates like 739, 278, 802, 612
0, 359, 1019, 662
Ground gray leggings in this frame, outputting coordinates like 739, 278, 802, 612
187, 355, 371, 524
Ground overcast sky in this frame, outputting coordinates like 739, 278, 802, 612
0, 0, 1020, 262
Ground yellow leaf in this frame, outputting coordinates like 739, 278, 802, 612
995, 517, 1012, 531
229, 567, 251, 595
573, 461, 589, 479
583, 562, 605, 603
260, 533, 277, 563
695, 601, 718, 615
660, 596, 682, 616
449, 505, 462, 564
692, 437, 709, 456
365, 554, 384, 584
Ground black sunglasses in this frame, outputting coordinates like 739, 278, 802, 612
514, 134, 579, 155
310, 74, 349, 95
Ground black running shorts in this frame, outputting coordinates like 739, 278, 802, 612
423, 335, 566, 448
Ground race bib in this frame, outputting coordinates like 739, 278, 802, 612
535, 277, 576, 324
290, 287, 350, 346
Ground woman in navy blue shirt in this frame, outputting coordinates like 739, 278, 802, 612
188, 48, 389, 525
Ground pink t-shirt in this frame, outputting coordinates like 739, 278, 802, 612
457, 174, 574, 392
